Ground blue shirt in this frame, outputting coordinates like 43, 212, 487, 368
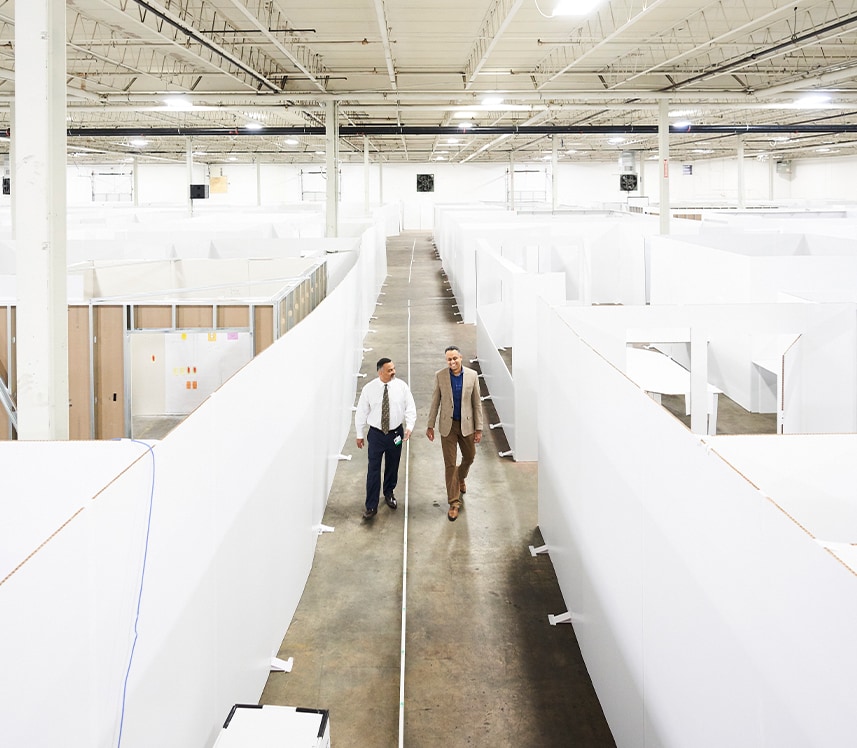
450, 370, 463, 421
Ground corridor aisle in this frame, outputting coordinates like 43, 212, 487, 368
261, 231, 615, 747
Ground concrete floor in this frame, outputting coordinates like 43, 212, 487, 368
259, 231, 617, 746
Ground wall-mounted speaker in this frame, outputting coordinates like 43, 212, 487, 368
190, 184, 209, 199
2, 177, 9, 195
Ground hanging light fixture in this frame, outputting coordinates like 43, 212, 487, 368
552, 0, 602, 16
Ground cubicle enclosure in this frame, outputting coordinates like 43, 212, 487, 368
552, 302, 857, 433
537, 300, 857, 747
648, 232, 857, 305
434, 205, 697, 323
0, 257, 332, 440
0, 221, 385, 748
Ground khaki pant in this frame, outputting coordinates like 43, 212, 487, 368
441, 419, 476, 506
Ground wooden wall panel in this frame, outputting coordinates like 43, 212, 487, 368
68, 306, 92, 440
94, 305, 125, 439
177, 305, 214, 328
217, 305, 249, 328
254, 306, 274, 355
135, 305, 172, 329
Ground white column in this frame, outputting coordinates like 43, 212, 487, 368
9, 101, 15, 238
325, 100, 339, 237
551, 135, 559, 211
658, 100, 671, 235
14, 1, 68, 439
769, 152, 775, 200
364, 135, 370, 215
133, 156, 140, 207
256, 157, 262, 206
186, 137, 194, 215
509, 152, 516, 211
736, 135, 745, 209
378, 160, 384, 205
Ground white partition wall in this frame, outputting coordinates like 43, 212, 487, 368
476, 250, 564, 460
537, 301, 857, 747
0, 222, 384, 748
649, 232, 857, 305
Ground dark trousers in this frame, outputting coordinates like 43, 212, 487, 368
365, 425, 403, 510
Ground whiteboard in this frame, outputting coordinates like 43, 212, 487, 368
163, 331, 253, 414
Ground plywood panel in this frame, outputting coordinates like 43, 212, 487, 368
94, 305, 125, 439
135, 305, 172, 329
216, 305, 249, 328
177, 305, 214, 328
0, 305, 12, 440
254, 305, 274, 355
68, 306, 92, 440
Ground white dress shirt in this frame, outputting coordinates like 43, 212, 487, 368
355, 376, 417, 439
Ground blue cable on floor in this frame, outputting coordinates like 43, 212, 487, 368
114, 438, 156, 748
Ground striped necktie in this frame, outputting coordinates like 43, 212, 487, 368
381, 383, 390, 433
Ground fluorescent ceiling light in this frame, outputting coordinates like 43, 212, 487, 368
129, 138, 149, 147
608, 136, 625, 144
553, 0, 602, 16
162, 95, 193, 110
447, 138, 461, 144
245, 122, 264, 131
795, 93, 831, 108
283, 138, 299, 146
453, 110, 476, 119
672, 120, 692, 130
481, 94, 504, 107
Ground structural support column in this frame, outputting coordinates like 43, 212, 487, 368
736, 135, 745, 209
509, 152, 516, 211
133, 156, 140, 207
256, 157, 262, 207
325, 100, 340, 238
551, 135, 559, 211
186, 137, 194, 215
14, 1, 69, 439
658, 100, 671, 235
364, 136, 370, 215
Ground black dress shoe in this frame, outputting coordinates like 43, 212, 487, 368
362, 507, 377, 520
385, 494, 398, 509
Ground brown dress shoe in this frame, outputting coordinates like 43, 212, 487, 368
459, 480, 466, 494
447, 504, 459, 521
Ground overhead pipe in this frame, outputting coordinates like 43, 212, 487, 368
64, 123, 857, 138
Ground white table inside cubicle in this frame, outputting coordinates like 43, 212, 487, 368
213, 704, 331, 747
626, 346, 722, 435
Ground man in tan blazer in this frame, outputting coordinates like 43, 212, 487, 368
426, 345, 483, 521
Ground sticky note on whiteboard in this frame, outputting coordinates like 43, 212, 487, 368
227, 332, 238, 341
208, 332, 217, 342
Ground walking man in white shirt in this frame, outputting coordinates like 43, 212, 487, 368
355, 357, 417, 520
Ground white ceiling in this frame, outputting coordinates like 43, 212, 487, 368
8, 0, 857, 164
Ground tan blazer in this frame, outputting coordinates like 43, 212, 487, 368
427, 366, 484, 437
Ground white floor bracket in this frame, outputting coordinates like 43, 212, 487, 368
355, 372, 366, 378
489, 422, 505, 430
529, 544, 548, 556
480, 395, 493, 401
313, 524, 335, 535
548, 612, 573, 626
498, 450, 514, 458
337, 454, 352, 461
270, 656, 294, 672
